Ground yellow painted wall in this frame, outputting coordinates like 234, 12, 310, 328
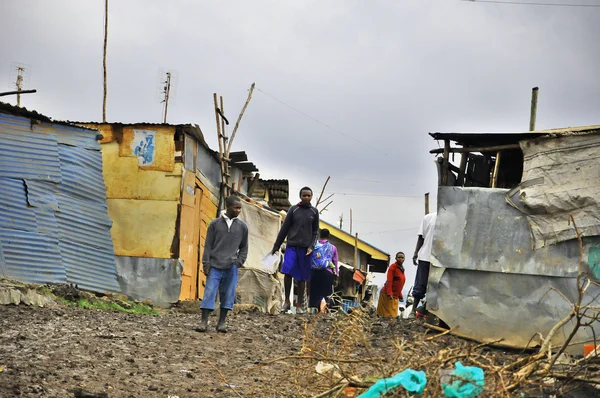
79, 123, 183, 259
101, 142, 182, 201
108, 199, 179, 258
80, 123, 176, 172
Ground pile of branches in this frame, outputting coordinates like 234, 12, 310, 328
243, 216, 599, 397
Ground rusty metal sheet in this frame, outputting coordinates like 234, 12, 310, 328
432, 186, 599, 278
0, 113, 62, 182
428, 267, 600, 350
430, 185, 600, 349
114, 256, 183, 307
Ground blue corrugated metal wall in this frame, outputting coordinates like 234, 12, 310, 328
0, 111, 119, 293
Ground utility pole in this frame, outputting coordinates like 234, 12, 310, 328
349, 209, 353, 235
15, 67, 24, 107
103, 0, 108, 122
162, 72, 172, 123
529, 87, 539, 131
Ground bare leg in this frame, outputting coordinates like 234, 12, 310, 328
283, 274, 292, 310
297, 280, 306, 309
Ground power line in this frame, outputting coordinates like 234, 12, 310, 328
331, 192, 421, 198
460, 0, 600, 7
332, 177, 415, 185
361, 228, 418, 236
255, 87, 388, 156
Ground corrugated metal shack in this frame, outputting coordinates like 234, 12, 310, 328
0, 103, 119, 293
77, 122, 259, 306
428, 126, 600, 349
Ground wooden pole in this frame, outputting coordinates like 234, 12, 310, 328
226, 82, 255, 156
220, 96, 227, 150
102, 0, 108, 122
247, 173, 260, 197
425, 193, 430, 215
350, 208, 353, 235
315, 176, 331, 207
162, 72, 171, 124
491, 151, 502, 188
220, 96, 230, 195
0, 89, 36, 97
319, 201, 333, 214
441, 139, 450, 186
529, 87, 539, 132
430, 143, 520, 154
213, 93, 226, 205
354, 233, 359, 271
457, 153, 468, 187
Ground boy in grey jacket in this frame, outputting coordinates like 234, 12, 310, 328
197, 195, 248, 333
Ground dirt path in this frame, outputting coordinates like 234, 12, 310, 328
2, 304, 597, 397
1, 305, 309, 397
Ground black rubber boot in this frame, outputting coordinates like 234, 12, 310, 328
216, 308, 229, 333
197, 308, 210, 332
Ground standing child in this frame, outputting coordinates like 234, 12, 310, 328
308, 228, 338, 312
271, 187, 319, 313
197, 196, 249, 333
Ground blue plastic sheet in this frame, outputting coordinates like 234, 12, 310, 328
442, 361, 485, 398
358, 369, 427, 397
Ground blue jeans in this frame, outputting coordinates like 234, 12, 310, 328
200, 266, 239, 311
412, 260, 430, 302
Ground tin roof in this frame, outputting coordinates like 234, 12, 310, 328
430, 125, 600, 147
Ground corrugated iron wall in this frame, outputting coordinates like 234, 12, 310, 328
0, 112, 119, 293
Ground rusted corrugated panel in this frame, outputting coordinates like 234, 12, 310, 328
0, 229, 66, 284
0, 113, 61, 182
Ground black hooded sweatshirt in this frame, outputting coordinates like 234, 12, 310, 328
273, 202, 319, 251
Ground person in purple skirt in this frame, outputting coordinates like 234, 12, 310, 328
271, 187, 319, 313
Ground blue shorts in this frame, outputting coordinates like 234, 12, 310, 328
281, 246, 311, 281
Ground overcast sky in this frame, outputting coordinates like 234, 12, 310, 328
2, 0, 599, 298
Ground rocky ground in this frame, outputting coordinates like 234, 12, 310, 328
1, 289, 598, 397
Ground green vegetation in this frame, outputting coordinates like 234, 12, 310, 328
54, 296, 160, 315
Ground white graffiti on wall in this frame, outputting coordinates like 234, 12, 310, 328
132, 129, 156, 166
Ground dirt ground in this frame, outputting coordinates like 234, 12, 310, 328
1, 303, 598, 398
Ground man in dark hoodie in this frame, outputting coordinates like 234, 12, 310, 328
272, 187, 319, 313
197, 195, 248, 333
